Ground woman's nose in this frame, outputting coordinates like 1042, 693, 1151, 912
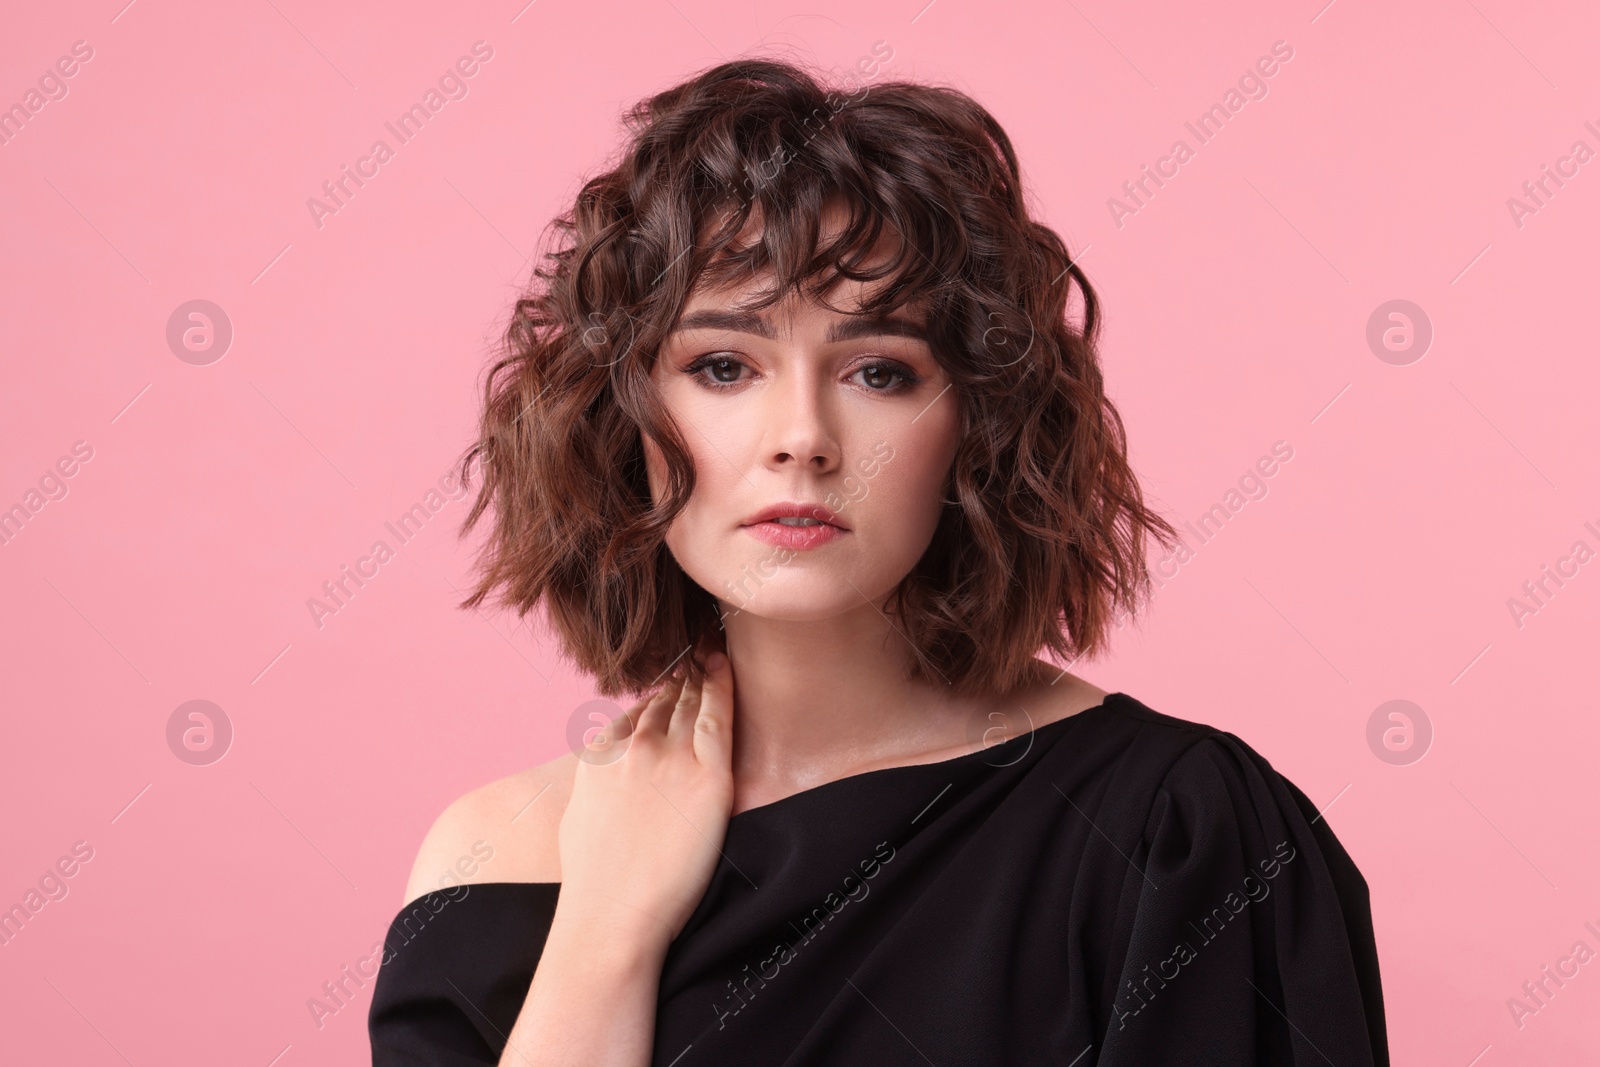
759, 367, 841, 471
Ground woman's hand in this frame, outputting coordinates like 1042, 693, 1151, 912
494, 646, 733, 1067
554, 642, 736, 953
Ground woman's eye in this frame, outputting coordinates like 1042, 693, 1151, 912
684, 355, 919, 393
686, 355, 746, 386
852, 362, 918, 392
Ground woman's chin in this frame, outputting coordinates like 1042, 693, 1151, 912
714, 581, 882, 624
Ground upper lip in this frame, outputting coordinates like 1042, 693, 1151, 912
742, 501, 849, 529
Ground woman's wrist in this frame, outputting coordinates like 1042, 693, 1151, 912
499, 895, 667, 1067
546, 891, 676, 971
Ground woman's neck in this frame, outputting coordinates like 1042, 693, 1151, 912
716, 603, 1085, 814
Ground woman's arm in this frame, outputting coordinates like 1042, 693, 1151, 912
491, 648, 736, 1067
494, 894, 670, 1067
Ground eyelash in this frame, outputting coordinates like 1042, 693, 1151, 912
683, 354, 922, 394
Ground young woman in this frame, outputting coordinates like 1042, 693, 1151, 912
368, 58, 1388, 1066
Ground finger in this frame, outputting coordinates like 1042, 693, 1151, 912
634, 673, 686, 736
605, 702, 638, 743
666, 666, 705, 746
692, 651, 733, 769
595, 691, 653, 746
576, 704, 635, 765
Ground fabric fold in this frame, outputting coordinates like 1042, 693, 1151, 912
368, 693, 1389, 1066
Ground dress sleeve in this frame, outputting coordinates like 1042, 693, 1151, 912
1096, 734, 1389, 1066
368, 885, 557, 1066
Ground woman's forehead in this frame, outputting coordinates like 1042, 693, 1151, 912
679, 269, 929, 323
687, 194, 916, 298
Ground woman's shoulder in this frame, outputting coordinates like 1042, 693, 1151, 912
1095, 691, 1282, 771
1087, 696, 1388, 1061
1092, 693, 1366, 885
1097, 689, 1231, 743
1088, 692, 1331, 837
400, 750, 579, 907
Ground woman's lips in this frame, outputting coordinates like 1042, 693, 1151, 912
741, 520, 846, 550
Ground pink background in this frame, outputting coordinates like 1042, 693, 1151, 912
2, 0, 1597, 1063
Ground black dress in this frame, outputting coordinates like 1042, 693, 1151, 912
368, 692, 1389, 1065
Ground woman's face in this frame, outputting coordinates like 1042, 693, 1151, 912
644, 268, 961, 623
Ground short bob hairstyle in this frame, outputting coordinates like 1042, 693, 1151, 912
456, 57, 1178, 700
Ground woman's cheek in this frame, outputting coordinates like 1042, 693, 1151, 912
884, 425, 957, 530
856, 467, 943, 564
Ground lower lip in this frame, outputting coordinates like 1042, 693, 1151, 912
741, 521, 846, 549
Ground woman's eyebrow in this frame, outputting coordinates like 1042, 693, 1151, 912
669, 309, 930, 344
827, 315, 929, 344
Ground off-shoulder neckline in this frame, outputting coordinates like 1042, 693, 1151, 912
724, 689, 1124, 822
400, 693, 1127, 899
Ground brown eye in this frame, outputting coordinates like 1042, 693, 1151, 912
706, 358, 742, 384
851, 361, 918, 393
685, 354, 748, 388
860, 365, 895, 390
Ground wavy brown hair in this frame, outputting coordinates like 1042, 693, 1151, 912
455, 56, 1178, 700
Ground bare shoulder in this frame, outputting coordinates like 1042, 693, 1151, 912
400, 750, 579, 907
